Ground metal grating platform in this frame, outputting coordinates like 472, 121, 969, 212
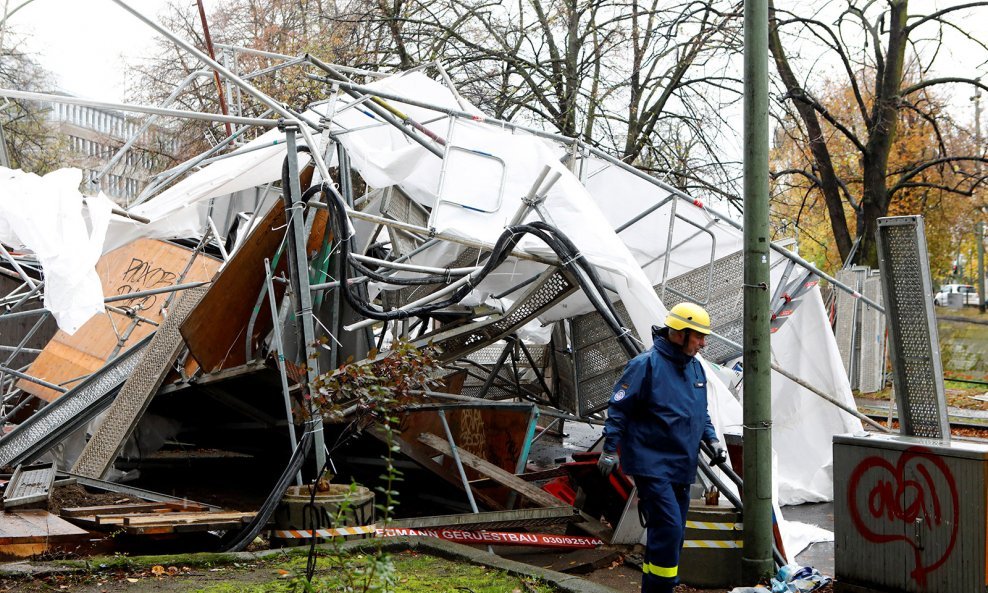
416, 268, 577, 363
663, 250, 744, 364
3, 462, 55, 508
0, 333, 153, 468
460, 342, 549, 400
72, 286, 209, 478
876, 216, 949, 439
857, 274, 886, 394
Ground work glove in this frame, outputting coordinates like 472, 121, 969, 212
709, 442, 728, 466
597, 452, 618, 477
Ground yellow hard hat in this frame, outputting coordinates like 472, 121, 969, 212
665, 302, 712, 334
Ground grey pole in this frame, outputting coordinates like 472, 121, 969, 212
282, 125, 326, 473
742, 0, 775, 581
978, 221, 985, 313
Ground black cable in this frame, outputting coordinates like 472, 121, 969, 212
314, 179, 641, 357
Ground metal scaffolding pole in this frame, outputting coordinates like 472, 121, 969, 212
742, 0, 774, 581
0, 89, 275, 128
281, 125, 325, 471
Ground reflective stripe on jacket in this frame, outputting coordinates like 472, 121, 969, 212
601, 333, 716, 483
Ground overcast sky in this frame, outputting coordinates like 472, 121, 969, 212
7, 0, 218, 102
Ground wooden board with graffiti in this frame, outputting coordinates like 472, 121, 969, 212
20, 239, 221, 402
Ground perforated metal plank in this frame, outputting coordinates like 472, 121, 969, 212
876, 216, 949, 439
3, 462, 55, 507
71, 286, 209, 478
415, 268, 577, 363
833, 268, 857, 379
857, 274, 886, 394
663, 250, 744, 364
0, 333, 153, 469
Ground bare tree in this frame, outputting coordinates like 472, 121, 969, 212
768, 0, 988, 267
0, 35, 62, 173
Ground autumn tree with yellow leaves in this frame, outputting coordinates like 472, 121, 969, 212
771, 71, 985, 277
768, 0, 988, 273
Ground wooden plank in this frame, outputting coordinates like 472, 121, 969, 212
61, 502, 171, 518
21, 239, 221, 401
0, 510, 89, 545
368, 426, 505, 511
180, 203, 285, 373
122, 511, 255, 526
418, 432, 563, 508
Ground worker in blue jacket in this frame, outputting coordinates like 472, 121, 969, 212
597, 302, 726, 593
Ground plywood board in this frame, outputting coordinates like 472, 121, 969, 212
180, 203, 328, 373
0, 510, 89, 544
21, 239, 221, 402
180, 204, 285, 373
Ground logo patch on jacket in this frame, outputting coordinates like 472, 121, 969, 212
613, 389, 627, 401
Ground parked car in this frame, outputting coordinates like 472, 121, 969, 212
934, 284, 980, 306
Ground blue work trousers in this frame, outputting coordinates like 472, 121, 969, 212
636, 477, 690, 593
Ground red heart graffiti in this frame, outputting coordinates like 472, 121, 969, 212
847, 446, 959, 587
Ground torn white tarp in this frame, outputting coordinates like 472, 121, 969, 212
0, 167, 113, 334
326, 74, 664, 344
103, 133, 315, 252
767, 285, 863, 504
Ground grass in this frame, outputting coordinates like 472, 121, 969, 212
14, 549, 558, 593
189, 552, 556, 593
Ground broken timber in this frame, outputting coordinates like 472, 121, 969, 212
417, 432, 563, 508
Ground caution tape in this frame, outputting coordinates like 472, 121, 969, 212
273, 525, 604, 549
683, 540, 743, 549
274, 525, 377, 539
685, 520, 742, 531
377, 528, 604, 549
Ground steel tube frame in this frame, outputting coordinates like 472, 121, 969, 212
0, 88, 276, 127
282, 127, 326, 470
311, 77, 882, 312
110, 0, 330, 182
264, 258, 302, 486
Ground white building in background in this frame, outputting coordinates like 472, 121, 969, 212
46, 96, 179, 204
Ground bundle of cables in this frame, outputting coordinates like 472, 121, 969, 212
283, 150, 641, 358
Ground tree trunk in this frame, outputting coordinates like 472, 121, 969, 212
768, 0, 854, 262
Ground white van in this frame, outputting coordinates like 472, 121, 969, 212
934, 284, 980, 306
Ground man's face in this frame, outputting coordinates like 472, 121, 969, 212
681, 330, 707, 357
668, 328, 707, 356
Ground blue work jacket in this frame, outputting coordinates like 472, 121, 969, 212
601, 333, 717, 483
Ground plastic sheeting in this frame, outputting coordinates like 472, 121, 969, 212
103, 134, 313, 253
0, 167, 114, 333
325, 74, 663, 344
765, 285, 863, 504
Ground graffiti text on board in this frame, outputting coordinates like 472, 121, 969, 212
847, 446, 958, 587
115, 258, 178, 311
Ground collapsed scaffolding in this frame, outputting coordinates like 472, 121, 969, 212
0, 0, 885, 565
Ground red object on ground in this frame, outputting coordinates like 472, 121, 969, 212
542, 477, 577, 505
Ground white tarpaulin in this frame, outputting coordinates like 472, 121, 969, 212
766, 285, 863, 504
325, 74, 664, 344
103, 133, 314, 253
0, 167, 114, 333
